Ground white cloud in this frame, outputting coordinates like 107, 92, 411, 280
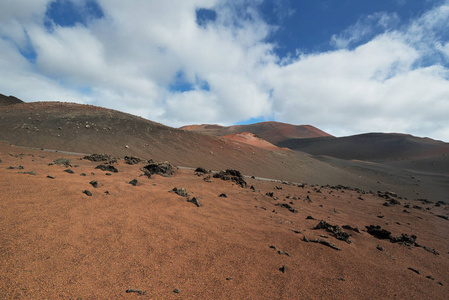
0, 0, 448, 141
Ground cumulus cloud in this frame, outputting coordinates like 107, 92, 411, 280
0, 0, 448, 141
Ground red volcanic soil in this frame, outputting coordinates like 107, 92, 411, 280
222, 132, 284, 151
1, 143, 448, 299
180, 121, 333, 145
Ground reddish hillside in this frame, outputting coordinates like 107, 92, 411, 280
222, 132, 284, 151
180, 121, 333, 145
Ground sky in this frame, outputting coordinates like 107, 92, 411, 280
1, 0, 449, 141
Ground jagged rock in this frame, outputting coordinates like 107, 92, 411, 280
124, 156, 141, 165
219, 193, 227, 198
187, 197, 201, 207
47, 175, 55, 179
365, 225, 391, 239
64, 169, 74, 174
306, 216, 315, 220
95, 165, 118, 173
315, 220, 351, 243
436, 215, 448, 220
84, 153, 116, 163
275, 203, 297, 213
142, 161, 174, 178
90, 181, 98, 188
279, 265, 287, 273
129, 179, 138, 186
171, 187, 189, 197
213, 169, 247, 188
83, 190, 92, 196
390, 234, 417, 246
266, 192, 274, 197
250, 185, 255, 191
194, 167, 208, 175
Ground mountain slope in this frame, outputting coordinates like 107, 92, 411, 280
278, 133, 449, 161
180, 121, 333, 145
0, 93, 24, 106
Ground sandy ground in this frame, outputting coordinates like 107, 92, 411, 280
1, 143, 448, 299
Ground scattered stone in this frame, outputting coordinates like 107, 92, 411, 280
308, 238, 341, 251
105, 173, 111, 176
436, 215, 448, 220
250, 185, 255, 191
172, 187, 189, 197
83, 190, 92, 196
302, 236, 309, 242
279, 265, 286, 273
213, 169, 247, 188
266, 192, 274, 197
423, 247, 439, 255
187, 197, 201, 207
426, 275, 435, 280
142, 161, 174, 178
390, 234, 417, 246
413, 205, 423, 210
80, 173, 86, 176
22, 171, 36, 175
129, 179, 138, 186
84, 154, 116, 163
104, 191, 110, 195
90, 181, 98, 188
291, 230, 301, 234
64, 169, 74, 174
338, 278, 346, 281
126, 289, 146, 295
376, 245, 384, 251
7, 165, 24, 170
275, 203, 297, 213
173, 289, 180, 294
437, 282, 444, 286
226, 278, 233, 281
219, 193, 227, 198
306, 216, 315, 220
47, 175, 55, 179
54, 158, 71, 167
203, 175, 211, 182
305, 195, 312, 203
95, 165, 118, 173
408, 268, 420, 275
277, 250, 290, 256
124, 156, 141, 165
269, 245, 277, 250
315, 220, 351, 243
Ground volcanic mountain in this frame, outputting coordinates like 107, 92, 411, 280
180, 121, 333, 145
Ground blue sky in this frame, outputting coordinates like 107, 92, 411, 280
1, 0, 449, 141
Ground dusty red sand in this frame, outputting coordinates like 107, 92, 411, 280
1, 143, 448, 299
222, 132, 284, 151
